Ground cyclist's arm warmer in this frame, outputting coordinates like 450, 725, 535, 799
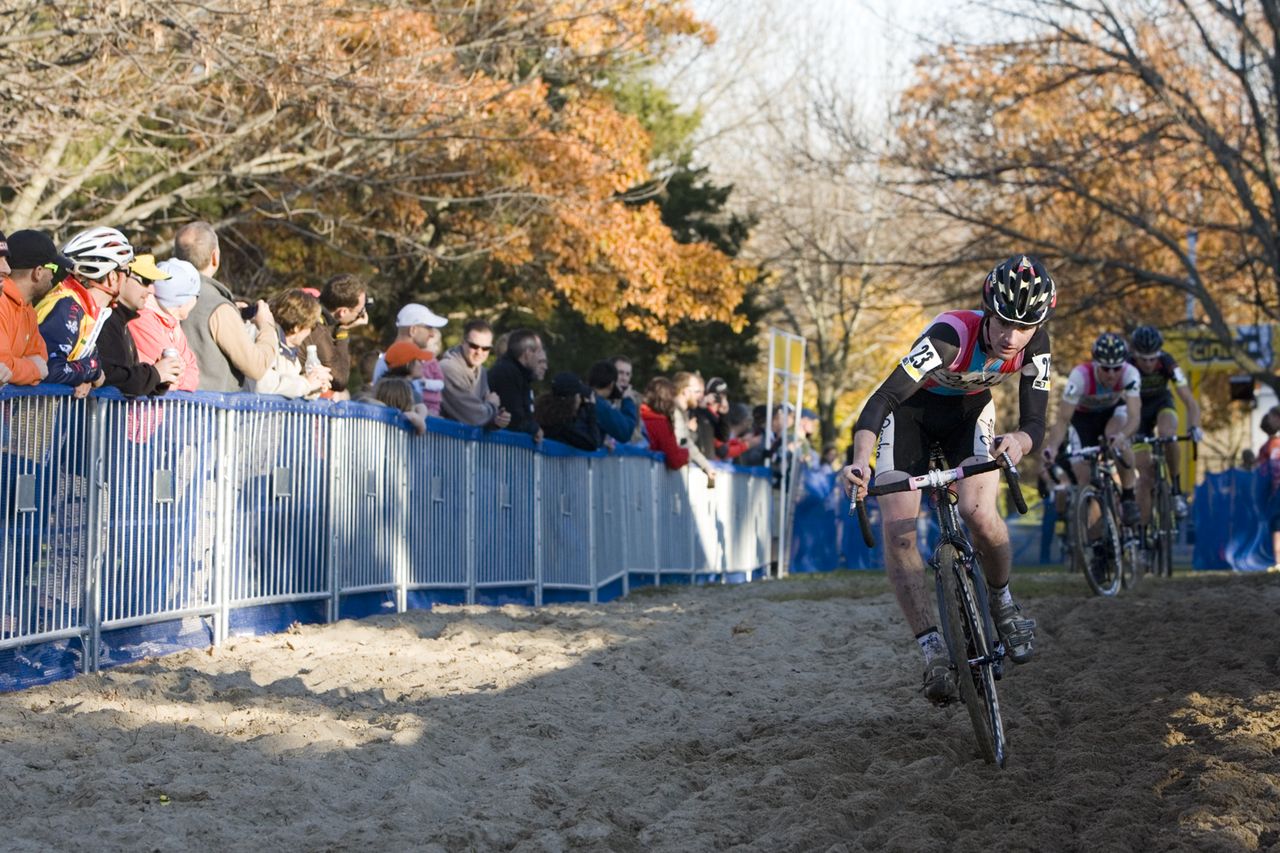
854, 322, 961, 434
1017, 325, 1051, 451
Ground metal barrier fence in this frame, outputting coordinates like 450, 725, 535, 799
0, 388, 772, 690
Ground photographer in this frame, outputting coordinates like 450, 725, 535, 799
692, 376, 731, 459
175, 220, 278, 392
303, 273, 368, 398
587, 359, 639, 446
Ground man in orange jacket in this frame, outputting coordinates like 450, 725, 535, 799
0, 229, 57, 387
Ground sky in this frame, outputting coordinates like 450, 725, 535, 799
653, 0, 983, 180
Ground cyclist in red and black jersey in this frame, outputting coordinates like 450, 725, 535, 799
841, 254, 1053, 703
1128, 326, 1202, 519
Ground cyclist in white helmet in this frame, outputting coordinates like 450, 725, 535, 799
34, 226, 138, 397
1042, 332, 1143, 527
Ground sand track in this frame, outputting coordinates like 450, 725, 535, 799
1, 571, 1277, 851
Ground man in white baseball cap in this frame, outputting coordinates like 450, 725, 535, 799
395, 303, 447, 329
372, 302, 449, 384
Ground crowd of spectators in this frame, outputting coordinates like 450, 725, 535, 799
1, 222, 817, 474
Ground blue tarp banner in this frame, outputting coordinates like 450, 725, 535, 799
790, 464, 1067, 572
1192, 469, 1273, 571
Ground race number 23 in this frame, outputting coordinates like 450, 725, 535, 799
900, 338, 943, 381
1031, 353, 1052, 391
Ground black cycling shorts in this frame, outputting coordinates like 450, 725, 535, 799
1139, 390, 1176, 437
875, 390, 996, 477
1069, 402, 1126, 450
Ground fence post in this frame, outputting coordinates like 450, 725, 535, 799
394, 427, 409, 614
650, 463, 660, 587
213, 407, 235, 646
82, 396, 107, 672
588, 458, 597, 603
533, 451, 544, 607
325, 416, 340, 623
465, 441, 477, 605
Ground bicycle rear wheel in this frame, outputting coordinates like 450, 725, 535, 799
1153, 477, 1175, 578
1074, 485, 1123, 596
934, 544, 1006, 767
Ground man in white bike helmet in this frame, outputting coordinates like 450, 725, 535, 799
1042, 332, 1142, 527
34, 226, 140, 398
841, 254, 1054, 703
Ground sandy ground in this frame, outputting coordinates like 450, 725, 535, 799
1, 569, 1278, 852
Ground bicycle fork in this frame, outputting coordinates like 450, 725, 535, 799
930, 543, 1006, 681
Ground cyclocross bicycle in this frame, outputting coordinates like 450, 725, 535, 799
1132, 433, 1196, 579
849, 450, 1028, 768
1068, 443, 1141, 596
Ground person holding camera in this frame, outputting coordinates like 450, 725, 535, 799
587, 359, 639, 446
692, 376, 731, 459
672, 371, 717, 487
302, 273, 368, 399
174, 220, 279, 393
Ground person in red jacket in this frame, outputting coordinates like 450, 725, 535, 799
639, 376, 689, 470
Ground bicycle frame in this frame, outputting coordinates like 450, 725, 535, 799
1132, 433, 1197, 578
848, 453, 1026, 766
1067, 443, 1138, 594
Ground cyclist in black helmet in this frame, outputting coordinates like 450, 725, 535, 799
841, 254, 1053, 703
1042, 332, 1143, 526
1128, 325, 1202, 518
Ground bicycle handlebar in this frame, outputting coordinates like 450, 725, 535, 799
847, 453, 1027, 548
1065, 442, 1134, 469
1132, 432, 1199, 461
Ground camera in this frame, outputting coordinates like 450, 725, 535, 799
240, 303, 259, 321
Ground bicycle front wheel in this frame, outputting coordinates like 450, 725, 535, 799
1153, 477, 1175, 578
1074, 485, 1123, 597
935, 544, 1006, 767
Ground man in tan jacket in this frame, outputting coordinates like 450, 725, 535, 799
174, 221, 278, 392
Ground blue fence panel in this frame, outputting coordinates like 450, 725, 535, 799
0, 387, 89, 646
620, 455, 657, 585
96, 393, 221, 626
406, 426, 471, 601
540, 453, 593, 596
328, 407, 404, 606
656, 467, 694, 576
690, 467, 721, 578
473, 436, 536, 602
591, 456, 628, 593
226, 401, 330, 605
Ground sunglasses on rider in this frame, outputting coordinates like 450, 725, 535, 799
1098, 364, 1123, 373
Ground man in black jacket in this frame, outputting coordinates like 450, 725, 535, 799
98, 254, 182, 396
487, 328, 546, 440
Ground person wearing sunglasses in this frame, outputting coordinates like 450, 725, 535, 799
1128, 325, 1202, 519
35, 226, 140, 399
438, 318, 511, 429
1042, 331, 1143, 527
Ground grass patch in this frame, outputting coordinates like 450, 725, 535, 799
755, 571, 892, 602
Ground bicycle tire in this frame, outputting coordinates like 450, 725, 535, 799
1074, 485, 1123, 596
934, 544, 1006, 766
1154, 477, 1175, 578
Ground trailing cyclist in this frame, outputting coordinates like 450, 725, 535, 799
841, 254, 1053, 704
1128, 325, 1202, 519
1042, 332, 1143, 522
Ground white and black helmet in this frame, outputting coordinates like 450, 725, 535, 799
982, 254, 1056, 326
61, 227, 135, 281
